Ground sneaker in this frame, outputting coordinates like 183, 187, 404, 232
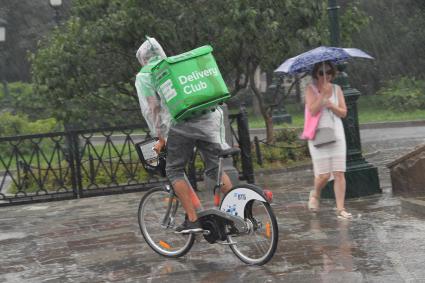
336, 209, 352, 220
175, 218, 203, 234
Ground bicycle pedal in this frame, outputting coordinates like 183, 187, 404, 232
174, 228, 205, 235
217, 240, 237, 245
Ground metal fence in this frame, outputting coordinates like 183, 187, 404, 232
0, 111, 254, 206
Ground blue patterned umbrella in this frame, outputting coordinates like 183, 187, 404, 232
274, 46, 373, 74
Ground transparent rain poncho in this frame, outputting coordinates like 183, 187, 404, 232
135, 37, 171, 139
135, 37, 228, 146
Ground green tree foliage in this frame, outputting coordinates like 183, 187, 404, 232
0, 0, 72, 82
0, 82, 52, 121
377, 77, 425, 111
347, 0, 425, 95
0, 113, 59, 137
0, 112, 60, 158
338, 1, 370, 46
30, 0, 367, 141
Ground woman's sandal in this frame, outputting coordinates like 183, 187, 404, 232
308, 190, 320, 211
336, 209, 352, 219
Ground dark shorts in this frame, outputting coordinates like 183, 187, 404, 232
165, 129, 227, 184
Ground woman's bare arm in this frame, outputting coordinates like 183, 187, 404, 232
305, 84, 326, 116
326, 85, 347, 118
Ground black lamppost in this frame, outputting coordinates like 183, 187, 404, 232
328, 0, 340, 48
48, 0, 74, 160
321, 0, 381, 198
48, 0, 70, 131
270, 76, 292, 125
0, 18, 10, 109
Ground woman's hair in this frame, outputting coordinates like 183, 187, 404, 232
311, 61, 336, 79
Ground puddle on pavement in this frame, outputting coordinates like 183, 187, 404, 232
0, 232, 26, 241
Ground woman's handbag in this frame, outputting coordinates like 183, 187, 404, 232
300, 107, 321, 140
313, 92, 337, 147
312, 126, 336, 147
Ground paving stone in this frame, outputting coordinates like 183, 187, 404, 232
1, 130, 425, 282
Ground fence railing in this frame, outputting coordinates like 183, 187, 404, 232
0, 110, 254, 206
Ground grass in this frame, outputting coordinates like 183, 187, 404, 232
0, 142, 139, 172
357, 95, 425, 123
2, 95, 425, 172
358, 109, 425, 123
244, 95, 425, 129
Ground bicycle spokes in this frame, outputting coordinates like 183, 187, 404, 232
138, 187, 195, 257
228, 199, 278, 265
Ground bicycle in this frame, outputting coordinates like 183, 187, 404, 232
135, 138, 278, 265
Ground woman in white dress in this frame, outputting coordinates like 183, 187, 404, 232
306, 61, 352, 219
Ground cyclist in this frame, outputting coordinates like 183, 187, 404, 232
135, 37, 233, 233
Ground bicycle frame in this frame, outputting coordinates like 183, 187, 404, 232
160, 184, 179, 229
137, 139, 268, 233
137, 143, 278, 265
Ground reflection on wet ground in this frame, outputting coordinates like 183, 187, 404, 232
1, 138, 425, 282
1, 183, 425, 282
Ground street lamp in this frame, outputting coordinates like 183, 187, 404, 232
321, 0, 381, 199
48, 0, 69, 130
0, 20, 5, 43
48, 0, 73, 160
270, 76, 292, 125
0, 18, 10, 109
49, 0, 62, 6
327, 0, 340, 47
49, 0, 62, 24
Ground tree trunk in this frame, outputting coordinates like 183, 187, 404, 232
264, 114, 274, 144
295, 74, 302, 103
249, 65, 275, 144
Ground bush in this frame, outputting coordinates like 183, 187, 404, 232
0, 113, 59, 137
0, 113, 61, 159
9, 160, 150, 194
377, 77, 425, 111
0, 112, 28, 137
252, 128, 310, 169
0, 82, 48, 119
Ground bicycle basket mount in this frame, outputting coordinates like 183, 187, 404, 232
135, 138, 166, 177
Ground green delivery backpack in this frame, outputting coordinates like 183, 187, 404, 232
151, 45, 230, 122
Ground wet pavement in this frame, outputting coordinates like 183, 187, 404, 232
1, 126, 425, 282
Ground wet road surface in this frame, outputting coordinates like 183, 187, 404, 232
1, 127, 425, 282
2, 180, 425, 282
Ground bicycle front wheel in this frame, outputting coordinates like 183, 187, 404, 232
227, 187, 278, 265
138, 186, 195, 257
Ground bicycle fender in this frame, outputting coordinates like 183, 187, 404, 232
220, 186, 267, 218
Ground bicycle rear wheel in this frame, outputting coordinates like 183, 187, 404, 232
138, 186, 195, 257
227, 188, 278, 265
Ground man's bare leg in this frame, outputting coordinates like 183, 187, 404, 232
173, 179, 198, 222
221, 172, 233, 194
173, 171, 232, 222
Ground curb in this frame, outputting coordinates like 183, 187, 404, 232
88, 120, 425, 141
359, 120, 425, 130
252, 150, 379, 176
249, 120, 425, 136
255, 163, 312, 175
400, 197, 425, 216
